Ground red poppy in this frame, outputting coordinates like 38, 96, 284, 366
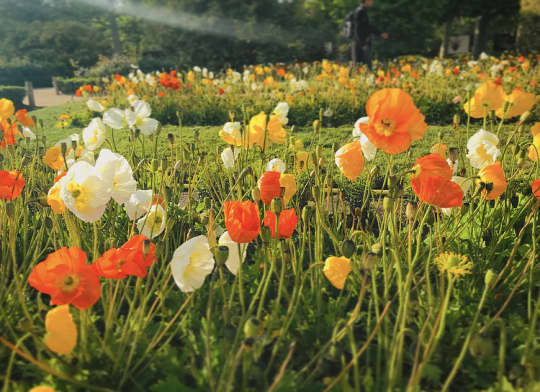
413, 176, 463, 208
15, 109, 35, 127
28, 247, 100, 310
532, 179, 540, 200
360, 88, 427, 154
0, 170, 25, 200
263, 209, 298, 239
259, 171, 282, 205
410, 153, 452, 195
224, 201, 260, 243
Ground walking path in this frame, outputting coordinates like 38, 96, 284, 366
23, 87, 83, 107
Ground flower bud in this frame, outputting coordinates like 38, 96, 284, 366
519, 111, 531, 124
143, 239, 151, 256
167, 133, 175, 145
371, 242, 382, 255
5, 203, 15, 219
302, 205, 312, 224
60, 142, 68, 157
341, 239, 356, 258
215, 245, 229, 266
405, 201, 418, 221
71, 140, 77, 151
453, 114, 460, 128
251, 187, 261, 202
469, 334, 494, 358
484, 269, 496, 288
244, 317, 260, 339
383, 197, 393, 213
271, 197, 282, 215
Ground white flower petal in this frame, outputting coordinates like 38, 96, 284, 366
170, 235, 215, 292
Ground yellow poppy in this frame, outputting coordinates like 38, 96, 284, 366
44, 305, 77, 355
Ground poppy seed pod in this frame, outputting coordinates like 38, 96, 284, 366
167, 133, 175, 145
215, 245, 229, 266
71, 140, 77, 151
251, 187, 261, 202
341, 239, 356, 258
383, 197, 394, 213
484, 269, 496, 288
405, 201, 418, 221
134, 128, 141, 139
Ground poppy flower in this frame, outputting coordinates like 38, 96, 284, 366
266, 158, 286, 173
466, 129, 500, 169
95, 149, 136, 204
529, 135, 540, 161
258, 171, 297, 206
463, 80, 505, 118
15, 109, 35, 127
532, 179, 540, 200
219, 122, 243, 146
0, 98, 14, 121
263, 208, 298, 239
352, 117, 377, 161
82, 118, 107, 151
335, 141, 364, 181
496, 88, 536, 119
0, 170, 25, 200
137, 204, 167, 239
531, 122, 540, 137
413, 176, 464, 208
47, 182, 66, 214
28, 247, 100, 310
295, 151, 312, 172
323, 256, 351, 290
44, 305, 77, 355
221, 146, 240, 169
170, 235, 215, 292
248, 112, 286, 149
1, 120, 19, 148
359, 88, 427, 155
218, 231, 246, 275
477, 162, 507, 200
92, 235, 155, 279
29, 387, 55, 392
224, 201, 260, 243
410, 153, 453, 195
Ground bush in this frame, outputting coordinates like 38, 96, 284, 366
0, 63, 73, 88
55, 77, 101, 95
82, 56, 136, 78
0, 86, 27, 108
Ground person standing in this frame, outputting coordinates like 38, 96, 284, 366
347, 0, 388, 70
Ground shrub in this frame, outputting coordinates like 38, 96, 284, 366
55, 77, 101, 95
0, 63, 73, 88
0, 86, 27, 108
82, 56, 137, 78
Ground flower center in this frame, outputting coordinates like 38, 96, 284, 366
411, 164, 422, 178
374, 118, 395, 136
61, 274, 80, 293
67, 181, 89, 210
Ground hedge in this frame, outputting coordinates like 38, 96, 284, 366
0, 86, 27, 108
0, 63, 73, 88
55, 77, 101, 95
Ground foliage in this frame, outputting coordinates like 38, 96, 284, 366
0, 62, 73, 88
0, 86, 26, 108
54, 77, 102, 95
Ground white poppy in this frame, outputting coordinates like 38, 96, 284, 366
125, 189, 153, 220
87, 99, 104, 112
266, 158, 286, 173
127, 100, 159, 135
218, 231, 246, 276
137, 204, 166, 238
466, 129, 500, 169
170, 235, 215, 292
65, 147, 95, 169
221, 147, 239, 169
103, 108, 127, 130
447, 158, 459, 175
59, 161, 112, 223
127, 94, 139, 106
82, 118, 107, 151
353, 117, 377, 161
273, 102, 289, 125
21, 126, 36, 140
95, 149, 137, 204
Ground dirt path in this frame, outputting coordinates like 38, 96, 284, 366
23, 88, 83, 108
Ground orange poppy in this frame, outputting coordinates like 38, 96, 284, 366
263, 208, 298, 239
28, 247, 100, 310
463, 80, 505, 118
15, 109, 35, 127
410, 153, 453, 195
1, 119, 19, 147
335, 141, 364, 181
0, 170, 25, 200
413, 176, 464, 208
359, 88, 427, 154
496, 88, 536, 119
92, 235, 155, 279
43, 146, 65, 171
531, 122, 540, 137
224, 201, 260, 243
430, 143, 447, 157
477, 162, 507, 200
532, 179, 540, 200
258, 171, 296, 206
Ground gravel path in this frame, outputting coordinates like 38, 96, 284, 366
23, 87, 83, 107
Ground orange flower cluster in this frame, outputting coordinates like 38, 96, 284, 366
75, 84, 96, 97
160, 71, 181, 90
410, 153, 463, 208
224, 201, 261, 243
1, 119, 18, 148
0, 170, 25, 200
28, 236, 155, 309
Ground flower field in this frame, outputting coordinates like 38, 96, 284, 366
1, 55, 540, 392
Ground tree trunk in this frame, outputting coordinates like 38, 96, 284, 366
439, 20, 452, 58
472, 15, 488, 57
109, 12, 122, 56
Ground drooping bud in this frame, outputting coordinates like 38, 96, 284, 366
215, 245, 229, 266
251, 187, 261, 202
341, 239, 356, 258
405, 201, 418, 221
383, 197, 393, 213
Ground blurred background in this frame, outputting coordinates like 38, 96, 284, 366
0, 0, 538, 88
